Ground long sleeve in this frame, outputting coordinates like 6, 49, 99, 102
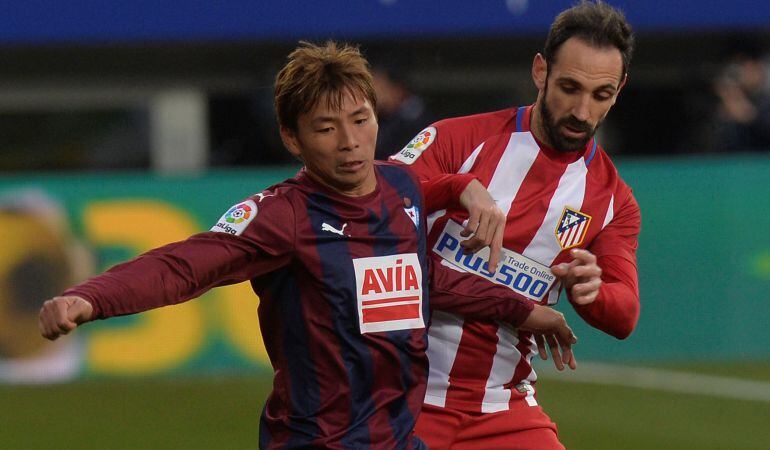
429, 255, 534, 327
420, 173, 478, 214
65, 194, 295, 320
571, 191, 641, 339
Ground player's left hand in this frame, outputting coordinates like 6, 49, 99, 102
551, 248, 602, 305
458, 179, 506, 273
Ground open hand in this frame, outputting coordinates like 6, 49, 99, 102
519, 304, 577, 371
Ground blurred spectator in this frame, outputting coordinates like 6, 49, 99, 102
712, 41, 770, 152
371, 64, 434, 160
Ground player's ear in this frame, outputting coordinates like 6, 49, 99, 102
532, 53, 547, 91
617, 73, 628, 93
610, 73, 628, 106
279, 126, 302, 159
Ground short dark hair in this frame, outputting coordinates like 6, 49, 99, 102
543, 0, 634, 78
274, 41, 376, 131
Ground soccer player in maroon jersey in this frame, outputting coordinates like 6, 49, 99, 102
39, 41, 577, 449
392, 1, 641, 448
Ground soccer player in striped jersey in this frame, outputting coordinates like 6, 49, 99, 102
38, 41, 577, 449
393, 1, 641, 448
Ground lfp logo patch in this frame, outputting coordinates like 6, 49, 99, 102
555, 207, 592, 249
390, 126, 436, 165
225, 203, 253, 224
211, 199, 258, 236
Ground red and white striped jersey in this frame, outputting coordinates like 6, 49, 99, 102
392, 105, 641, 414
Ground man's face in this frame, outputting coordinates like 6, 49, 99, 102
533, 37, 625, 152
281, 92, 378, 197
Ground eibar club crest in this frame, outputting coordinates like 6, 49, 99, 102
403, 197, 419, 229
555, 206, 592, 249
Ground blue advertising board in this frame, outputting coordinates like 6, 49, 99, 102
1, 1, 769, 45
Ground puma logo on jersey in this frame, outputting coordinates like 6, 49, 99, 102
321, 222, 348, 236
255, 192, 275, 202
353, 253, 424, 333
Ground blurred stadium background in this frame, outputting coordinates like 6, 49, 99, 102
1, 1, 770, 449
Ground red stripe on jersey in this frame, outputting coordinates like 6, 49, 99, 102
508, 331, 535, 391
362, 296, 420, 306
578, 153, 615, 248
444, 321, 500, 412
363, 303, 421, 322
504, 152, 569, 253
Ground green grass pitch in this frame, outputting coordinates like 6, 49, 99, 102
2, 364, 769, 449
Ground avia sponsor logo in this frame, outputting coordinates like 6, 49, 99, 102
353, 253, 424, 333
210, 199, 258, 236
390, 126, 436, 165
433, 220, 556, 303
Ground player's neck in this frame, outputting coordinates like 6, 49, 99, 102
304, 167, 378, 198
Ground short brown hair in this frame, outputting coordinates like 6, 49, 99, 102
544, 0, 634, 78
274, 41, 377, 131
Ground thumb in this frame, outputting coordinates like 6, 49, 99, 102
67, 298, 94, 324
551, 263, 570, 277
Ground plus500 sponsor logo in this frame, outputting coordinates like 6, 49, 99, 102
433, 231, 554, 302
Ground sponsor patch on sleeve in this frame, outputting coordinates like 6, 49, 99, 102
390, 126, 436, 165
211, 199, 258, 236
353, 253, 424, 333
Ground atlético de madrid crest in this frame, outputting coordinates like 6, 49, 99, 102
555, 206, 592, 249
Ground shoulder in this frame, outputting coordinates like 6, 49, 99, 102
374, 161, 422, 192
391, 108, 517, 165
431, 107, 517, 142
210, 182, 296, 237
588, 147, 637, 209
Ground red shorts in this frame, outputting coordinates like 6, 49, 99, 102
414, 402, 564, 450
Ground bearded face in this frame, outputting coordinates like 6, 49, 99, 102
539, 81, 602, 153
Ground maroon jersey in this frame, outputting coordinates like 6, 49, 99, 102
65, 162, 532, 448
392, 105, 641, 413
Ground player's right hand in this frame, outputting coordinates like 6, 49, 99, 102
519, 304, 578, 371
458, 179, 506, 273
38, 296, 93, 340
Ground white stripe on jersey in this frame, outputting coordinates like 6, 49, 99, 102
603, 194, 615, 229
427, 209, 446, 232
424, 310, 466, 407
425, 142, 484, 235
487, 133, 540, 216
425, 128, 602, 414
522, 158, 587, 266
480, 323, 520, 412
458, 142, 485, 174
547, 280, 562, 305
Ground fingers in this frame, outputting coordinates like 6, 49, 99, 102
486, 218, 504, 273
459, 204, 506, 272
570, 277, 602, 305
545, 334, 565, 371
555, 323, 578, 370
39, 299, 75, 340
461, 210, 480, 238
38, 296, 91, 341
569, 262, 601, 279
569, 248, 595, 262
